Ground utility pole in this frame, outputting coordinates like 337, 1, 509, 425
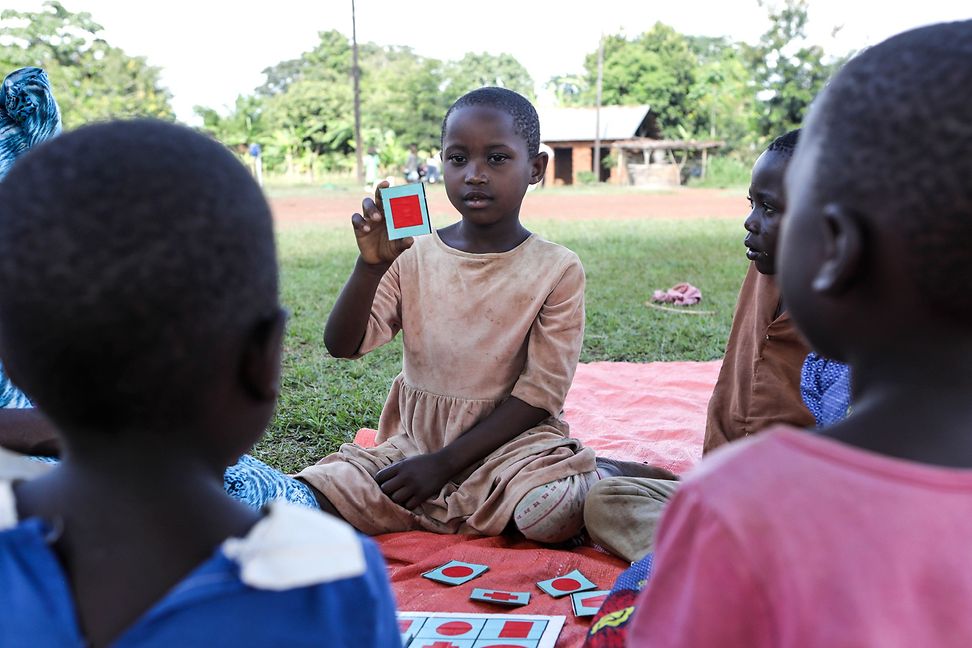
594, 33, 604, 183
351, 0, 364, 185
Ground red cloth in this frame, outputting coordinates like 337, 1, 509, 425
651, 282, 702, 306
352, 360, 721, 646
378, 532, 624, 647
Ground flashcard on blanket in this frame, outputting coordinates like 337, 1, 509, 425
570, 590, 610, 617
422, 560, 489, 585
536, 569, 597, 598
398, 612, 565, 648
470, 587, 531, 607
380, 182, 432, 240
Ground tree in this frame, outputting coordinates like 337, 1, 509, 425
0, 1, 174, 128
443, 53, 535, 100
744, 0, 843, 140
685, 43, 757, 154
580, 24, 697, 137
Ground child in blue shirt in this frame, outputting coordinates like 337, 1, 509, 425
0, 120, 399, 648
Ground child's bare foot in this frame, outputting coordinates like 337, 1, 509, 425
595, 456, 680, 481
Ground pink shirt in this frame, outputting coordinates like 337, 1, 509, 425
628, 427, 972, 647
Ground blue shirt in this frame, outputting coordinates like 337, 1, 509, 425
800, 352, 852, 428
0, 491, 401, 647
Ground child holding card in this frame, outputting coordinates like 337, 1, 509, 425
298, 87, 651, 543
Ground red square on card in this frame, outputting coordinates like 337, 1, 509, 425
389, 194, 424, 228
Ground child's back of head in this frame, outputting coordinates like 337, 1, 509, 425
781, 21, 972, 359
0, 119, 401, 648
0, 119, 278, 448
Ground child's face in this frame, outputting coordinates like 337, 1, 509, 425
744, 150, 789, 275
441, 106, 544, 227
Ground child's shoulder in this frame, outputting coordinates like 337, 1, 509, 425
529, 235, 582, 265
222, 501, 380, 590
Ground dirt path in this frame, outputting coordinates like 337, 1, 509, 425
270, 186, 745, 227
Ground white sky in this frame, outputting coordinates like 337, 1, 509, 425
6, 0, 971, 124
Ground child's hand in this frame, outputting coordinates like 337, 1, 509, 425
352, 180, 414, 266
375, 453, 452, 510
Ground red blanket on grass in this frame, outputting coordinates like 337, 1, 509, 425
355, 360, 721, 646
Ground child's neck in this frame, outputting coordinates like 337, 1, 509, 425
825, 336, 972, 468
441, 218, 531, 254
14, 437, 259, 648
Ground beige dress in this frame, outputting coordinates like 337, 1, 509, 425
298, 230, 596, 535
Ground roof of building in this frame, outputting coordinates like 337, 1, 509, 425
538, 105, 655, 143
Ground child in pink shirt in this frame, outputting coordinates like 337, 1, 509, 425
629, 21, 972, 647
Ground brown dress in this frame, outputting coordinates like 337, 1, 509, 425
703, 263, 814, 453
298, 230, 596, 535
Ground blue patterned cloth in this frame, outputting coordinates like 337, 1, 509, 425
800, 352, 852, 428
1, 67, 61, 180
584, 554, 654, 647
28, 453, 320, 509
0, 67, 59, 415
223, 454, 320, 510
0, 363, 31, 410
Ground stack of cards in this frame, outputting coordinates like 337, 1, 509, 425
570, 590, 610, 617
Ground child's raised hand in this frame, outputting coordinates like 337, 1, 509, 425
352, 180, 414, 266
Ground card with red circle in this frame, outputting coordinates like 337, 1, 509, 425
536, 569, 597, 598
422, 560, 489, 585
570, 589, 610, 617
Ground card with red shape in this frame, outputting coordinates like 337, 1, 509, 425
415, 616, 487, 641
422, 560, 489, 585
536, 569, 597, 598
570, 589, 610, 617
470, 587, 530, 607
380, 182, 432, 241
399, 616, 423, 646
397, 612, 564, 648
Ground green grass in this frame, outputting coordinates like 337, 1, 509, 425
254, 218, 747, 472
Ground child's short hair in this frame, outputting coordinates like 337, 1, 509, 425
441, 87, 541, 157
767, 129, 800, 158
0, 119, 278, 433
806, 21, 972, 323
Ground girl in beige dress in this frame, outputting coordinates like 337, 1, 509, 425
297, 88, 601, 543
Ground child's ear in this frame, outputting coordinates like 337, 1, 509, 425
530, 151, 549, 185
240, 308, 287, 402
812, 203, 864, 295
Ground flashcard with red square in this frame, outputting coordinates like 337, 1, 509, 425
470, 587, 530, 607
570, 589, 610, 617
380, 182, 432, 240
397, 612, 565, 648
536, 569, 597, 598
422, 560, 489, 585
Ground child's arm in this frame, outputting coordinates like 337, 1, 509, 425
0, 409, 60, 456
324, 181, 413, 358
375, 396, 548, 510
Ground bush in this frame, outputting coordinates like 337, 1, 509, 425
576, 170, 598, 185
688, 155, 752, 188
